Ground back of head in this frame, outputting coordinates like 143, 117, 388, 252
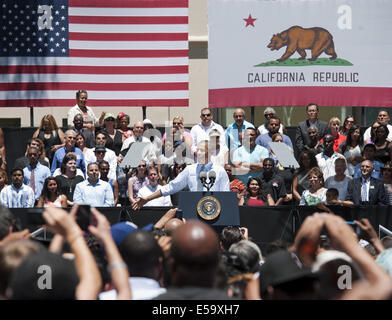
0, 206, 21, 241
8, 249, 79, 300
170, 220, 220, 287
0, 240, 42, 297
381, 236, 392, 249
163, 218, 184, 237
120, 230, 163, 279
220, 226, 243, 251
229, 240, 262, 273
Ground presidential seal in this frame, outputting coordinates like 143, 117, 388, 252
197, 196, 221, 221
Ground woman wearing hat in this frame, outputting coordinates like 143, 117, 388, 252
381, 162, 392, 205
102, 113, 123, 156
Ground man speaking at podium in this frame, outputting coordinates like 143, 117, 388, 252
132, 140, 230, 209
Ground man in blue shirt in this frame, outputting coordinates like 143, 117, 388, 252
354, 143, 384, 179
256, 116, 293, 152
73, 162, 114, 207
225, 108, 255, 151
232, 128, 269, 184
51, 130, 86, 176
23, 146, 51, 202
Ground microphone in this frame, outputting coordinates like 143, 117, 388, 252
199, 171, 207, 185
208, 170, 216, 186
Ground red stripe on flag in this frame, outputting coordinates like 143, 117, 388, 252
69, 16, 188, 24
0, 65, 188, 75
209, 87, 392, 108
0, 99, 189, 107
69, 49, 188, 58
0, 82, 188, 91
69, 0, 188, 8
69, 32, 188, 41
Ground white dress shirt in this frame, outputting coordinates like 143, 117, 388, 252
363, 124, 392, 142
316, 152, 347, 180
190, 121, 226, 153
138, 184, 172, 207
160, 163, 230, 196
73, 179, 114, 207
85, 148, 117, 180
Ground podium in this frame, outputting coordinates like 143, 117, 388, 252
178, 191, 240, 227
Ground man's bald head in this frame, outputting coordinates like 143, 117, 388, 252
163, 218, 184, 236
170, 221, 220, 287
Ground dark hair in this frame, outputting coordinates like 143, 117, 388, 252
76, 89, 87, 99
98, 160, 109, 168
169, 163, 187, 181
40, 177, 60, 203
326, 188, 339, 198
10, 167, 23, 176
120, 230, 163, 279
340, 125, 363, 154
0, 206, 22, 240
244, 177, 268, 204
340, 115, 355, 135
363, 143, 376, 153
306, 103, 319, 111
296, 151, 318, 174
374, 124, 390, 144
60, 153, 78, 174
266, 116, 281, 128
220, 226, 243, 251
146, 166, 158, 176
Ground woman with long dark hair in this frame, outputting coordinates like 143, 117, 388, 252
292, 150, 319, 202
339, 115, 355, 136
338, 125, 363, 176
127, 160, 148, 206
37, 177, 67, 208
238, 177, 274, 206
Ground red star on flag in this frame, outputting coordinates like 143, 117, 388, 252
243, 14, 257, 27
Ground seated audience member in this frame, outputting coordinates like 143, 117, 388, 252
269, 132, 294, 166
363, 110, 392, 142
224, 164, 246, 196
121, 121, 153, 151
55, 153, 85, 206
51, 130, 86, 176
190, 108, 226, 156
219, 226, 247, 251
366, 121, 381, 145
33, 114, 65, 162
299, 167, 327, 206
302, 126, 324, 156
116, 164, 130, 207
162, 116, 193, 153
99, 161, 119, 207
238, 177, 275, 206
36, 138, 50, 165
85, 144, 117, 181
339, 115, 355, 136
225, 108, 255, 151
165, 162, 189, 206
320, 117, 347, 152
72, 114, 95, 148
292, 151, 319, 203
232, 128, 269, 184
258, 158, 287, 205
116, 112, 133, 142
324, 158, 352, 201
0, 168, 8, 194
67, 89, 104, 132
209, 129, 229, 167
128, 160, 148, 206
154, 221, 230, 299
295, 103, 329, 157
0, 168, 35, 208
346, 160, 387, 206
14, 138, 49, 169
337, 125, 363, 177
137, 167, 172, 207
37, 177, 67, 208
102, 113, 123, 156
373, 124, 392, 165
354, 144, 384, 179
256, 116, 293, 152
316, 134, 346, 181
74, 163, 114, 207
75, 132, 91, 161
381, 162, 392, 205
23, 146, 51, 203
100, 229, 166, 300
257, 107, 285, 136
316, 188, 354, 213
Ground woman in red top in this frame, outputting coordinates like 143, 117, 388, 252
321, 117, 347, 152
238, 177, 275, 206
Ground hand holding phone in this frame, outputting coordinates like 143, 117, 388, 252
76, 205, 94, 232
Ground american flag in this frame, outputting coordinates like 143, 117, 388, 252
0, 0, 189, 107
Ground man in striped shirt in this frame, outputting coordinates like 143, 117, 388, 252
0, 168, 35, 208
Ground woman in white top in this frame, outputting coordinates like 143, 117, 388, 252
338, 125, 363, 177
324, 158, 352, 201
300, 167, 328, 206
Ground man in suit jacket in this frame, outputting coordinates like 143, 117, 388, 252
345, 160, 387, 206
295, 103, 329, 157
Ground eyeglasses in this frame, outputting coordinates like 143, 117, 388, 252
138, 165, 146, 168
173, 122, 182, 125
201, 114, 211, 117
95, 151, 106, 154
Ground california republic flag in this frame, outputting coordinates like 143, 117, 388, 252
208, 0, 392, 108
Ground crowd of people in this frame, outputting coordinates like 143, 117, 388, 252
0, 91, 392, 300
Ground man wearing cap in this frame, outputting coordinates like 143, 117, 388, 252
132, 140, 230, 210
74, 162, 114, 207
257, 107, 285, 135
85, 141, 117, 181
190, 108, 226, 157
73, 114, 95, 148
225, 108, 255, 151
